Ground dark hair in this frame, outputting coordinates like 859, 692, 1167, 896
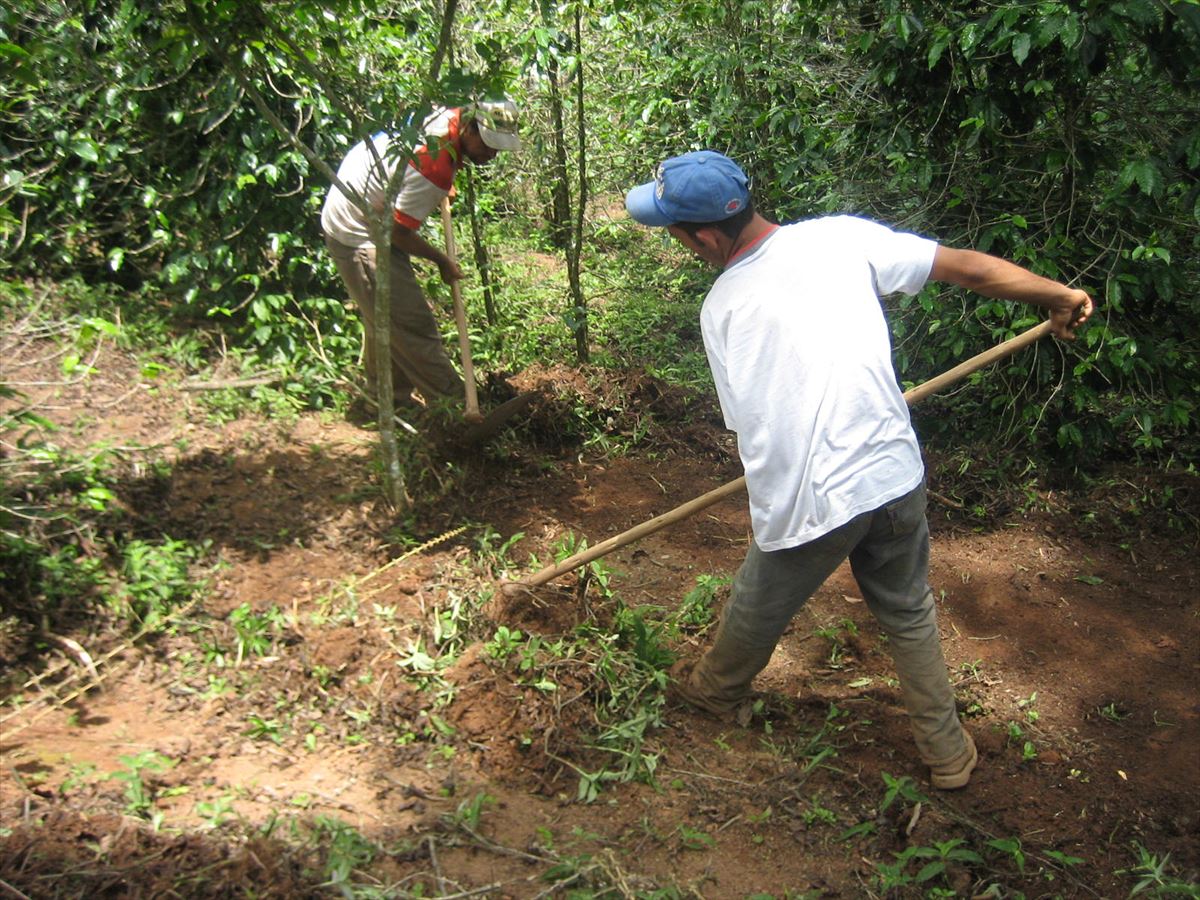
673, 202, 755, 241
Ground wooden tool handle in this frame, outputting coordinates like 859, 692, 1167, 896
500, 478, 748, 595
440, 197, 481, 421
502, 319, 1055, 593
901, 319, 1053, 405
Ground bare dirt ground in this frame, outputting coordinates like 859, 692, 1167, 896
1, 307, 1197, 898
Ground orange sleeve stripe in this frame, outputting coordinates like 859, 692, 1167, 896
408, 143, 458, 191
406, 108, 462, 191
393, 209, 422, 230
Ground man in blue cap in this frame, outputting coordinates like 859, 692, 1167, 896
625, 150, 1093, 789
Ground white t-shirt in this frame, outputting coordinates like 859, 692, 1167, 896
700, 215, 937, 551
320, 108, 463, 248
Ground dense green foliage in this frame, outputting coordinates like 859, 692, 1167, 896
2, 1, 359, 409
612, 0, 1199, 462
2, 0, 1197, 462
843, 0, 1199, 460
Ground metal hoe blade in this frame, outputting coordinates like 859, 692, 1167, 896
463, 391, 539, 444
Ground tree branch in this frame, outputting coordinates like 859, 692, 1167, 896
429, 0, 461, 84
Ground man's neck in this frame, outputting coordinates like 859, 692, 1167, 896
724, 214, 777, 267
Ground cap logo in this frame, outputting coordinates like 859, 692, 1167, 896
725, 198, 742, 213
484, 106, 518, 132
655, 163, 666, 199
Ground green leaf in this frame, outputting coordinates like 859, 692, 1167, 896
83, 487, 116, 511
1044, 849, 1085, 867
71, 138, 100, 164
928, 35, 949, 69
839, 820, 876, 841
916, 860, 946, 883
1059, 14, 1082, 50
960, 22, 982, 54
0, 41, 31, 59
81, 317, 120, 338
1012, 32, 1032, 64
1119, 160, 1164, 197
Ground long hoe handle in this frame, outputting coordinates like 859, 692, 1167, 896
441, 197, 481, 422
503, 319, 1054, 594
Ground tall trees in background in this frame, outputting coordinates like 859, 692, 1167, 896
3, 0, 1196, 463
528, 0, 590, 362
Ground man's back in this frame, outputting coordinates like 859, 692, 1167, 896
699, 216, 935, 550
320, 108, 462, 248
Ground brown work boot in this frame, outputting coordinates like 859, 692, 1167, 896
928, 731, 978, 790
668, 660, 756, 726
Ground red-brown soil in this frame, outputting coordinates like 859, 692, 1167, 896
1, 303, 1197, 898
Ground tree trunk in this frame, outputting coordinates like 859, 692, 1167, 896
567, 3, 588, 363
464, 166, 498, 326
545, 53, 572, 249
429, 0, 459, 82
370, 218, 407, 510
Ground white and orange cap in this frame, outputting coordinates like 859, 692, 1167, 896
471, 99, 522, 152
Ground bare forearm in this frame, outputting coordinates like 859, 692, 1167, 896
931, 246, 1094, 340
390, 220, 463, 284
391, 221, 450, 266
932, 247, 1068, 308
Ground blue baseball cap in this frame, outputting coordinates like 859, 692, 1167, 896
625, 151, 750, 226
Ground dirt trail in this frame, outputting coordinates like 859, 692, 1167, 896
1, 323, 1197, 898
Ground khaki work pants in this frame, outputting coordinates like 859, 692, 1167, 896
687, 482, 969, 767
324, 235, 462, 402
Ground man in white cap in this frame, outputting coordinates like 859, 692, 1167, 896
625, 150, 1093, 789
321, 99, 521, 411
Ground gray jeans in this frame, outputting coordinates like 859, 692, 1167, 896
688, 482, 968, 765
324, 235, 462, 402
